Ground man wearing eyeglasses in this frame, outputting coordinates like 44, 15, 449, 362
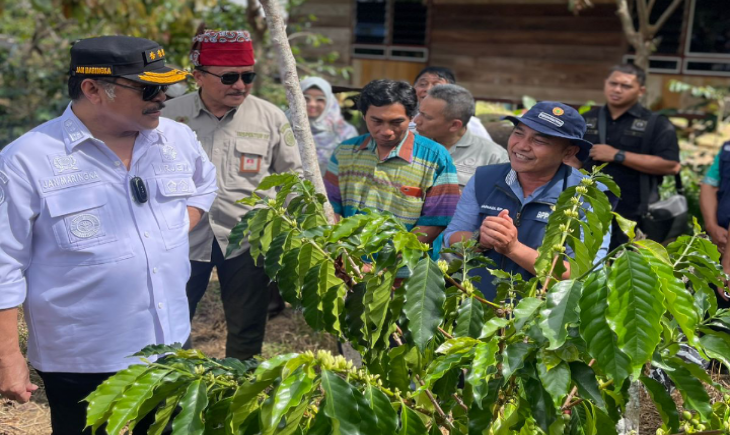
162, 30, 302, 362
0, 36, 218, 434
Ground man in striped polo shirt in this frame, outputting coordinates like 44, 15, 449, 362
324, 79, 460, 244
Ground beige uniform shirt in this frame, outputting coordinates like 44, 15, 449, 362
449, 130, 508, 187
163, 92, 302, 261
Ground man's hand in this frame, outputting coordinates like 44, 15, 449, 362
707, 224, 728, 254
588, 144, 620, 163
187, 206, 204, 232
480, 209, 520, 255
0, 351, 37, 403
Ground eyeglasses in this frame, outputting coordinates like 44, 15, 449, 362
97, 80, 168, 101
199, 69, 257, 85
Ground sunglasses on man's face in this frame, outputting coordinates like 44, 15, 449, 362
98, 80, 168, 101
200, 70, 257, 85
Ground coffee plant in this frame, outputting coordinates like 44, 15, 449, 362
86, 169, 730, 434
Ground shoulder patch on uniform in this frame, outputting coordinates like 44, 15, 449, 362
160, 144, 178, 161
631, 119, 648, 132
48, 154, 80, 176
280, 123, 296, 147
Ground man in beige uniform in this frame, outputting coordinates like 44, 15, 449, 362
163, 30, 302, 360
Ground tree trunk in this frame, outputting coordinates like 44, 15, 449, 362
259, 0, 335, 224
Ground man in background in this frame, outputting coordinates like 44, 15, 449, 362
324, 79, 460, 245
582, 64, 679, 248
411, 66, 494, 142
415, 84, 507, 188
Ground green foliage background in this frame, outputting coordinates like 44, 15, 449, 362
0, 0, 346, 148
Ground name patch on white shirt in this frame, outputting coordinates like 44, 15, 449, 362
40, 171, 101, 192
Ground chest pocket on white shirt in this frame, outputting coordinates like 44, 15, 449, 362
152, 177, 196, 250
45, 184, 131, 263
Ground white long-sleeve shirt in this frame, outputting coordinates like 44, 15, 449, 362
0, 104, 217, 372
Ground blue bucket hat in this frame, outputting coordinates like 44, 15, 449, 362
504, 101, 592, 162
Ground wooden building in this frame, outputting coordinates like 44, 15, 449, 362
293, 0, 730, 107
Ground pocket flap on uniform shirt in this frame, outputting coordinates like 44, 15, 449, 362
156, 177, 198, 197
46, 185, 108, 217
235, 138, 269, 156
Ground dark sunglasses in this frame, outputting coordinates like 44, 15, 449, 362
200, 69, 257, 85
97, 80, 169, 101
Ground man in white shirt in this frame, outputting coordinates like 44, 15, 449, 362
410, 66, 494, 142
0, 36, 217, 434
415, 84, 508, 188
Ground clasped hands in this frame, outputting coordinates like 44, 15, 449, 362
478, 209, 520, 255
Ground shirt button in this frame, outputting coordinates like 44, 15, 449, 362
144, 232, 150, 238
153, 267, 158, 274
115, 161, 121, 167
158, 302, 163, 309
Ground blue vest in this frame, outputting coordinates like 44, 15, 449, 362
716, 142, 730, 229
472, 163, 585, 300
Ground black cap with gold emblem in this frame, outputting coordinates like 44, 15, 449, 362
69, 35, 189, 85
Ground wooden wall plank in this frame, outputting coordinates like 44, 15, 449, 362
352, 59, 426, 87
429, 43, 624, 62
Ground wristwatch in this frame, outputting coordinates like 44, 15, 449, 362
613, 150, 626, 164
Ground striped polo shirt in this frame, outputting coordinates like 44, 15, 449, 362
324, 132, 460, 230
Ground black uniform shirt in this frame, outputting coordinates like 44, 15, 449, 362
583, 103, 679, 219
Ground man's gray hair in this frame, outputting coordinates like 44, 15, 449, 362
427, 84, 475, 127
97, 80, 116, 101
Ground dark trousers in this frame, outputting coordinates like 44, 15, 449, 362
186, 240, 271, 360
36, 370, 167, 435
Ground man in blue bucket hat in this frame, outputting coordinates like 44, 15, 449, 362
443, 101, 611, 300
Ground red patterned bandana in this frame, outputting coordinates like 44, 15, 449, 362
190, 30, 255, 67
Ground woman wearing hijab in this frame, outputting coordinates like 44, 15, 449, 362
297, 77, 358, 171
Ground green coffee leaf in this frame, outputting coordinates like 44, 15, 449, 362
569, 361, 605, 411
105, 368, 172, 434
260, 367, 315, 435
663, 360, 712, 421
539, 280, 583, 350
84, 364, 149, 433
699, 328, 730, 370
537, 351, 571, 406
606, 250, 664, 377
454, 297, 485, 339
398, 404, 428, 435
502, 342, 535, 380
171, 379, 208, 435
147, 385, 187, 435
404, 257, 446, 351
513, 297, 543, 332
579, 269, 631, 385
365, 385, 398, 434
363, 272, 395, 345
639, 375, 679, 433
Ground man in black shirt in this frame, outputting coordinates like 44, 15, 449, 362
582, 64, 680, 249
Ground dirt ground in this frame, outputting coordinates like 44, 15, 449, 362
0, 277, 727, 434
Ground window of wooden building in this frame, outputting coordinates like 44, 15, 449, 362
352, 0, 429, 62
623, 0, 730, 77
